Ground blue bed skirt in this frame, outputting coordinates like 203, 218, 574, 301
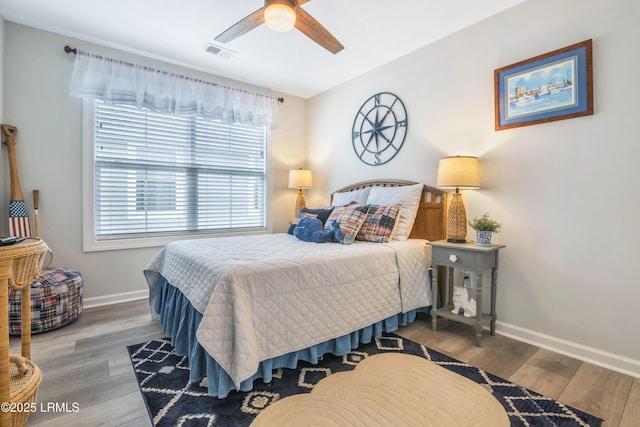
154, 276, 430, 398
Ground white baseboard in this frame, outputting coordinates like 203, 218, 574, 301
83, 289, 149, 309
496, 321, 640, 379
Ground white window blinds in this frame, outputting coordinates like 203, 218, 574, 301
93, 100, 266, 238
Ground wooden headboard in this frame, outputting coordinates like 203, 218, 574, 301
331, 179, 447, 242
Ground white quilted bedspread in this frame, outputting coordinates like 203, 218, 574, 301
144, 233, 432, 388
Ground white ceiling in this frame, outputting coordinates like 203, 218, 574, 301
0, 0, 525, 99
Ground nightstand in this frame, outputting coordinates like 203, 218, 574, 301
427, 240, 505, 346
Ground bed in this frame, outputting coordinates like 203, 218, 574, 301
144, 179, 446, 398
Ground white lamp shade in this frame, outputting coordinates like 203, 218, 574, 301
436, 156, 480, 189
264, 3, 296, 32
288, 169, 312, 189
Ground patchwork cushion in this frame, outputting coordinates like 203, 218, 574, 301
324, 204, 369, 245
8, 267, 84, 335
288, 207, 334, 234
357, 203, 402, 243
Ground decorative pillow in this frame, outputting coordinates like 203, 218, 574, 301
293, 216, 344, 243
288, 207, 334, 234
324, 204, 370, 245
357, 204, 401, 243
366, 183, 423, 240
331, 187, 371, 207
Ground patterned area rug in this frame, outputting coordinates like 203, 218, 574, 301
128, 334, 603, 427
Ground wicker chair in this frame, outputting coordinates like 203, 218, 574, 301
0, 238, 49, 427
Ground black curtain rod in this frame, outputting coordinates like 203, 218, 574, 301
63, 45, 284, 103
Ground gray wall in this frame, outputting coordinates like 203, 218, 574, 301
307, 0, 639, 376
0, 17, 4, 177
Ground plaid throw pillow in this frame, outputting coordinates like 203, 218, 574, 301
365, 183, 423, 241
357, 204, 401, 243
324, 204, 370, 245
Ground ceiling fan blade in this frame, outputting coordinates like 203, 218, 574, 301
297, 0, 312, 5
215, 7, 266, 43
294, 7, 344, 54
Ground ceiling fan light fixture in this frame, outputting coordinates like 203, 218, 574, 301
264, 3, 296, 32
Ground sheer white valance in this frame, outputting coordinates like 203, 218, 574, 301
68, 51, 279, 130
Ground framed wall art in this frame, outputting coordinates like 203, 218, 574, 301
494, 39, 593, 131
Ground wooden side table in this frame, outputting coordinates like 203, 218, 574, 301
427, 240, 505, 346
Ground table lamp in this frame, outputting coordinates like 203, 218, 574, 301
288, 168, 312, 216
436, 156, 480, 243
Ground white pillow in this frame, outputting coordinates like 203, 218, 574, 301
331, 187, 371, 207
366, 183, 423, 240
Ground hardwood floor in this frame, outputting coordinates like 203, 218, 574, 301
398, 320, 639, 427
10, 300, 164, 427
10, 299, 639, 426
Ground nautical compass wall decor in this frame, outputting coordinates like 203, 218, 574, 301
351, 92, 408, 166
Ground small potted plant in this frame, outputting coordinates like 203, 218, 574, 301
468, 213, 502, 246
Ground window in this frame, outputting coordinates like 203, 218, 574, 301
83, 99, 267, 251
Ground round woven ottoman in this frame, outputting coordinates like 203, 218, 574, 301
8, 267, 84, 335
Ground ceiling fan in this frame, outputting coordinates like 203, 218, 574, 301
214, 0, 344, 54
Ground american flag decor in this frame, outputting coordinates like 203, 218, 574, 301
9, 199, 32, 237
